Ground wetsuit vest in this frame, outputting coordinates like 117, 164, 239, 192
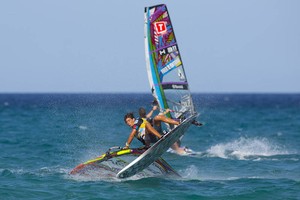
132, 118, 147, 145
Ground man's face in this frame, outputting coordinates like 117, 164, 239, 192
125, 117, 135, 127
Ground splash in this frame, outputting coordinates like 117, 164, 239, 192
78, 125, 88, 130
180, 165, 201, 180
206, 137, 290, 160
167, 146, 201, 156
0, 166, 69, 178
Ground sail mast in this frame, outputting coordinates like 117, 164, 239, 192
145, 6, 169, 112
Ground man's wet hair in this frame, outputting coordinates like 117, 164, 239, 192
139, 107, 147, 118
151, 99, 158, 106
124, 112, 135, 123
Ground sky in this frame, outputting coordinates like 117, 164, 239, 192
0, 0, 299, 93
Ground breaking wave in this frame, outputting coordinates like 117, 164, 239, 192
206, 137, 292, 160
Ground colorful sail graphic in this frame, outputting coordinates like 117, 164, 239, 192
144, 4, 196, 120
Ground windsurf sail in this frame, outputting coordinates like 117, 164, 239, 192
70, 147, 180, 177
144, 4, 197, 121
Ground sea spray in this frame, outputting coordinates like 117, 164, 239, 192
206, 137, 290, 160
180, 165, 201, 180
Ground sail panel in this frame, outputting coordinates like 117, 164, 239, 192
144, 4, 196, 119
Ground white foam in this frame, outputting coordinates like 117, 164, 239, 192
0, 166, 70, 178
206, 137, 290, 160
79, 125, 88, 130
180, 165, 201, 180
167, 147, 203, 157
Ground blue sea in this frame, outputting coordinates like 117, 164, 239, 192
1, 93, 299, 199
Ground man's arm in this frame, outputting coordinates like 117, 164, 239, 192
124, 129, 136, 149
146, 105, 158, 118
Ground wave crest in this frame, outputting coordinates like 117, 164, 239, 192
206, 137, 291, 160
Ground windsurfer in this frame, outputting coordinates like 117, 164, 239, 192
123, 112, 163, 150
138, 102, 189, 155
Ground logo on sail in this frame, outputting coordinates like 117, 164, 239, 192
154, 22, 167, 35
172, 84, 184, 89
160, 57, 182, 75
159, 45, 178, 56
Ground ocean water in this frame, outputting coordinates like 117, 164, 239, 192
0, 93, 299, 200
